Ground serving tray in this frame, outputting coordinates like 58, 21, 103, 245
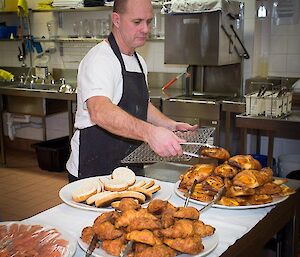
121, 127, 215, 164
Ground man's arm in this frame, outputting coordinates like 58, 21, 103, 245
87, 96, 185, 156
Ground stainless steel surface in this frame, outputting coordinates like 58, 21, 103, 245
4, 95, 68, 116
184, 179, 197, 207
164, 8, 244, 65
121, 127, 215, 164
144, 162, 191, 183
162, 97, 220, 144
191, 64, 242, 96
199, 187, 225, 213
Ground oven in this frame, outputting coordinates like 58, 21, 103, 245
162, 1, 249, 147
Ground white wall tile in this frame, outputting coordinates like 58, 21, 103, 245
287, 22, 300, 36
270, 23, 289, 36
244, 0, 256, 19
270, 35, 288, 54
287, 55, 300, 75
268, 54, 287, 74
287, 36, 300, 54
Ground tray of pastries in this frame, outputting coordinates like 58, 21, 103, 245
175, 147, 295, 209
78, 198, 219, 257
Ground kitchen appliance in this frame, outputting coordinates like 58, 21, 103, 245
163, 0, 248, 146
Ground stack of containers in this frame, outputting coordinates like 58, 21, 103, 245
245, 89, 292, 117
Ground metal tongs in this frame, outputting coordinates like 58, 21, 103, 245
199, 187, 226, 214
180, 142, 215, 158
85, 234, 98, 257
120, 240, 133, 257
184, 179, 198, 207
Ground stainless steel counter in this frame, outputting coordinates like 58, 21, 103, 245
236, 111, 300, 166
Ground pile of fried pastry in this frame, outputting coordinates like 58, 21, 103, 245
81, 198, 215, 257
179, 147, 295, 206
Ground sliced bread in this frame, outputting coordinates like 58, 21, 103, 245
86, 191, 112, 205
95, 191, 146, 207
103, 177, 130, 192
147, 184, 161, 194
72, 180, 98, 203
129, 187, 153, 199
112, 167, 136, 186
128, 180, 146, 190
141, 180, 155, 189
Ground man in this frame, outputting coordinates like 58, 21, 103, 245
66, 0, 196, 181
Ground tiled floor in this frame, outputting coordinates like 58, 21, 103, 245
0, 149, 68, 221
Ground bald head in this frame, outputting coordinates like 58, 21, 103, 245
113, 0, 128, 14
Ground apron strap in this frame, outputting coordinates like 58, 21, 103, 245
108, 32, 144, 74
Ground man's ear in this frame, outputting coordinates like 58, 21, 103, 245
111, 12, 120, 28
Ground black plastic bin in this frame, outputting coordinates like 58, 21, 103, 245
32, 136, 70, 172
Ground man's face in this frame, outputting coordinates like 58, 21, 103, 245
117, 0, 153, 51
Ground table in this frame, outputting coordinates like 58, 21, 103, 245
236, 111, 300, 167
26, 177, 300, 257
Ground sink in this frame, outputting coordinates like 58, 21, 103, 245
6, 83, 61, 93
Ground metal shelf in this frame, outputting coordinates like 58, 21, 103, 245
35, 36, 165, 43
30, 3, 162, 12
0, 38, 21, 42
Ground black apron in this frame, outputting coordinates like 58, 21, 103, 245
78, 33, 149, 179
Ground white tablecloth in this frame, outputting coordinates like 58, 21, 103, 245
26, 180, 274, 257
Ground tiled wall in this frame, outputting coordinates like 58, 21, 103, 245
252, 0, 300, 77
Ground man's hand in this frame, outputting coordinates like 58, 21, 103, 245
173, 122, 198, 132
145, 126, 186, 157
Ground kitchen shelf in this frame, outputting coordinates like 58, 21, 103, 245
35, 36, 165, 43
0, 38, 21, 41
30, 3, 162, 12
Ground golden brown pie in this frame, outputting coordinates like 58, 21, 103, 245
228, 155, 262, 170
200, 147, 230, 161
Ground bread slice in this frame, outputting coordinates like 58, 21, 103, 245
86, 191, 112, 205
72, 180, 97, 202
128, 180, 146, 190
112, 167, 136, 186
129, 187, 152, 199
147, 184, 161, 194
103, 177, 129, 192
141, 180, 155, 189
95, 191, 146, 207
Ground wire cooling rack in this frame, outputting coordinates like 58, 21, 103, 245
121, 127, 215, 164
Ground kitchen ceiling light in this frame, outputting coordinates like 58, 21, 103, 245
257, 4, 267, 18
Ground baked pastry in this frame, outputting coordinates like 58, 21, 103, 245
202, 175, 224, 192
228, 155, 262, 170
255, 182, 282, 195
200, 147, 230, 161
218, 196, 247, 206
190, 190, 214, 202
245, 194, 273, 205
179, 164, 215, 191
233, 168, 273, 189
225, 185, 255, 197
214, 163, 239, 178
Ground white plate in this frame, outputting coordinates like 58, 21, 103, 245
174, 181, 289, 210
59, 176, 172, 212
78, 232, 219, 257
0, 221, 76, 257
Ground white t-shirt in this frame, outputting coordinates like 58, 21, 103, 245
66, 40, 148, 177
